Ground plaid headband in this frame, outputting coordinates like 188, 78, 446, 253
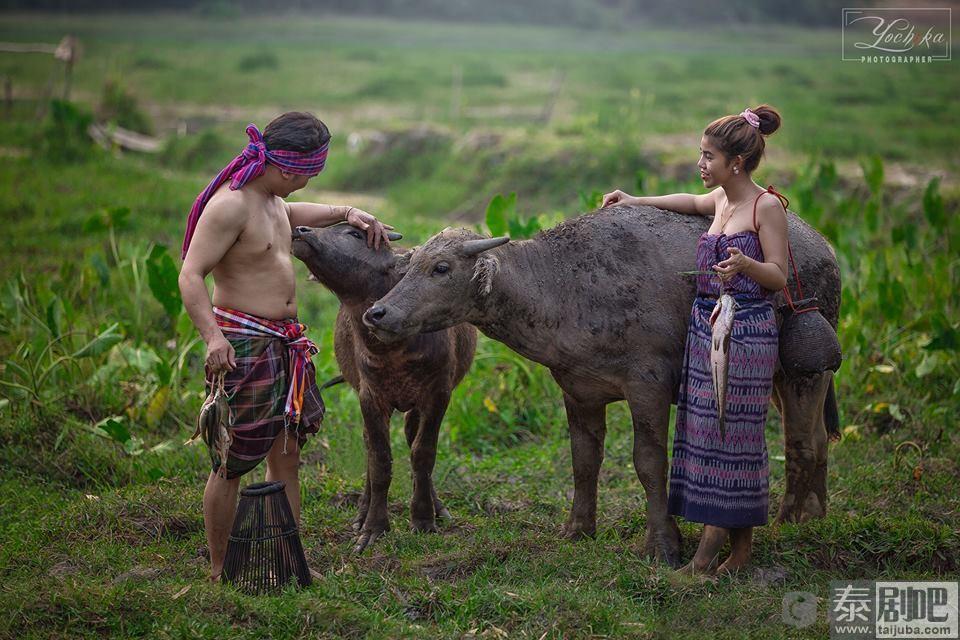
181, 123, 330, 259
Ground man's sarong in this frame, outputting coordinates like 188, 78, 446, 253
203, 306, 325, 479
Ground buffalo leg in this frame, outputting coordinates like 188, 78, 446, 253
355, 396, 392, 553
561, 393, 606, 540
409, 393, 450, 533
773, 370, 831, 524
352, 474, 370, 533
626, 390, 681, 567
404, 408, 450, 521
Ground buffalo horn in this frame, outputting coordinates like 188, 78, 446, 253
462, 236, 510, 256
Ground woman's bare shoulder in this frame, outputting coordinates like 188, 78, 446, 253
755, 192, 788, 230
694, 187, 724, 217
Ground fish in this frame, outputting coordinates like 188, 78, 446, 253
213, 375, 234, 478
186, 371, 235, 478
709, 293, 737, 441
186, 379, 217, 445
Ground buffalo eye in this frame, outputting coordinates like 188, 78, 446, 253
347, 229, 364, 239
433, 262, 449, 275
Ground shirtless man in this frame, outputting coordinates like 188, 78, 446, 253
178, 112, 392, 580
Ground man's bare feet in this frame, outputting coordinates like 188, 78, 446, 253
208, 570, 222, 583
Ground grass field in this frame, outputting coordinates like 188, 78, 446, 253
0, 11, 958, 639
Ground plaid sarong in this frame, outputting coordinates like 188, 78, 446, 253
203, 306, 325, 479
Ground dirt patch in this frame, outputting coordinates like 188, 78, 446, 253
329, 490, 362, 509
481, 497, 530, 515
47, 560, 79, 578
126, 511, 199, 542
419, 549, 496, 583
362, 552, 403, 574
112, 565, 163, 585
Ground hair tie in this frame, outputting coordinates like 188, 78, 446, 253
740, 108, 760, 129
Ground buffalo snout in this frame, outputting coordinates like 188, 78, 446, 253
362, 304, 405, 342
365, 304, 387, 324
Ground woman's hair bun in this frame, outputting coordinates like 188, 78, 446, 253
752, 104, 781, 136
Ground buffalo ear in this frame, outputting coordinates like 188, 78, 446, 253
395, 249, 414, 275
387, 231, 403, 241
462, 236, 509, 256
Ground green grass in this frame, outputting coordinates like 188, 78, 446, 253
0, 11, 958, 639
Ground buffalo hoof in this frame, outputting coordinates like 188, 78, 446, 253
775, 491, 825, 525
351, 515, 364, 533
411, 518, 438, 534
644, 526, 682, 568
434, 498, 453, 521
644, 542, 681, 568
354, 521, 390, 554
561, 520, 596, 541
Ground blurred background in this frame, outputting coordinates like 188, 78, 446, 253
1, 2, 957, 637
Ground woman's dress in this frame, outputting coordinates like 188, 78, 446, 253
666, 191, 782, 528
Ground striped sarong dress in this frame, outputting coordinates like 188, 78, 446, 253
203, 306, 325, 479
667, 228, 779, 528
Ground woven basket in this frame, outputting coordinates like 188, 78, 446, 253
778, 297, 842, 378
221, 481, 311, 594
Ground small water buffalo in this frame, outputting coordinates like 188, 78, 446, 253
291, 223, 478, 552
362, 205, 841, 566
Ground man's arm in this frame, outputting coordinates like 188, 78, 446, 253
287, 202, 395, 250
178, 199, 247, 372
286, 202, 351, 229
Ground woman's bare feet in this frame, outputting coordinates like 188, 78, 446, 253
683, 524, 729, 575
716, 526, 753, 576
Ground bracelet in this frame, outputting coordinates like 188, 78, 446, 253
345, 206, 356, 220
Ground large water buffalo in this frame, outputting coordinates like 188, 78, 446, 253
291, 222, 477, 552
362, 204, 840, 566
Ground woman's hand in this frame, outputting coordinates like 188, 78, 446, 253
600, 189, 636, 209
713, 246, 753, 282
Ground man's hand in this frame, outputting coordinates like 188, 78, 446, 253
205, 334, 237, 374
345, 207, 394, 250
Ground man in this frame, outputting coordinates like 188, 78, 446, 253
178, 112, 392, 581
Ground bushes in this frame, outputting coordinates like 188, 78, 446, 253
97, 80, 153, 135
160, 128, 235, 173
237, 50, 280, 72
0, 228, 204, 486
787, 156, 960, 436
39, 99, 97, 162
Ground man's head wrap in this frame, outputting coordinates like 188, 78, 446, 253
181, 123, 329, 259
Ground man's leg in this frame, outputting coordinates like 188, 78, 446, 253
203, 470, 241, 580
266, 434, 301, 524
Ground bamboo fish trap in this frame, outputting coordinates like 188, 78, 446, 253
221, 481, 311, 594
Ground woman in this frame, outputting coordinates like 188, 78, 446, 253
601, 105, 789, 575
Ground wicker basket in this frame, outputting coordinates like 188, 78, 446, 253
778, 297, 842, 378
221, 481, 312, 594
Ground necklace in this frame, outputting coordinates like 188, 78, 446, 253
717, 189, 762, 233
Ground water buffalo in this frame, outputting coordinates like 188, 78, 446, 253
291, 223, 478, 552
362, 205, 840, 566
